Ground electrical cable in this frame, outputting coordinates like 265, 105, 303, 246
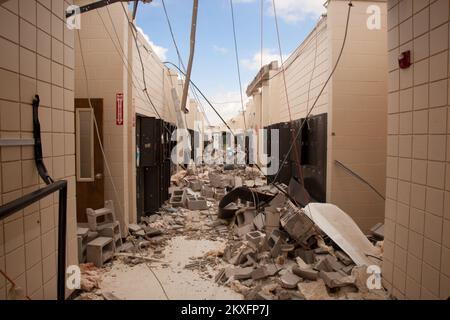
271, 0, 305, 187
335, 160, 385, 200
163, 62, 236, 136
229, 0, 247, 130
270, 1, 353, 187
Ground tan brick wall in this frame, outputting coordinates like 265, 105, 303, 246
383, 0, 450, 300
0, 0, 77, 300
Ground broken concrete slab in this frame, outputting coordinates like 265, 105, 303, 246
251, 264, 279, 280
230, 267, 254, 280
267, 229, 285, 258
319, 271, 356, 289
314, 255, 345, 273
292, 265, 318, 281
336, 250, 353, 266
294, 248, 315, 264
279, 272, 302, 289
303, 203, 379, 266
128, 224, 142, 233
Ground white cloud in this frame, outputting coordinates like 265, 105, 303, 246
268, 0, 325, 23
213, 45, 229, 55
233, 0, 324, 23
205, 91, 248, 125
241, 48, 289, 71
136, 26, 168, 61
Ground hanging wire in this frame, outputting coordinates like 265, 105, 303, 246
229, 0, 247, 130
270, 1, 353, 186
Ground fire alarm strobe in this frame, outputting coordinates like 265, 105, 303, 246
398, 50, 411, 69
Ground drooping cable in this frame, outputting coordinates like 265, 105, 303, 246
270, 1, 353, 186
335, 160, 385, 200
164, 62, 236, 136
271, 0, 305, 186
229, 0, 247, 130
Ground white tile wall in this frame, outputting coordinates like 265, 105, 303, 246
385, 0, 450, 300
0, 0, 77, 300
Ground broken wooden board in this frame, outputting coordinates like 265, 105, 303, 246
303, 203, 379, 267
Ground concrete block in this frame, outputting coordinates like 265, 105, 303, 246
98, 221, 120, 238
235, 224, 254, 237
77, 236, 87, 263
245, 230, 266, 251
170, 189, 185, 207
186, 196, 208, 210
201, 185, 215, 198
86, 237, 114, 267
280, 201, 315, 242
86, 205, 115, 231
236, 208, 256, 226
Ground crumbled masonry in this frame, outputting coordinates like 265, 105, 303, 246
74, 164, 388, 300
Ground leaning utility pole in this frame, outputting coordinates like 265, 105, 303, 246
180, 0, 199, 114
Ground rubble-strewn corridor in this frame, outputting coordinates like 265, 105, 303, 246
1, 0, 450, 304
75, 165, 388, 300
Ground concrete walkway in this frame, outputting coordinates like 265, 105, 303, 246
99, 236, 242, 300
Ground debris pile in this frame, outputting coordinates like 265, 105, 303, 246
75, 164, 388, 300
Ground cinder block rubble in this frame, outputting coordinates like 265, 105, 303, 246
86, 201, 116, 231
77, 227, 89, 263
186, 195, 208, 210
86, 237, 114, 267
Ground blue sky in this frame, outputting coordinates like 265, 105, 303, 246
135, 0, 325, 124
